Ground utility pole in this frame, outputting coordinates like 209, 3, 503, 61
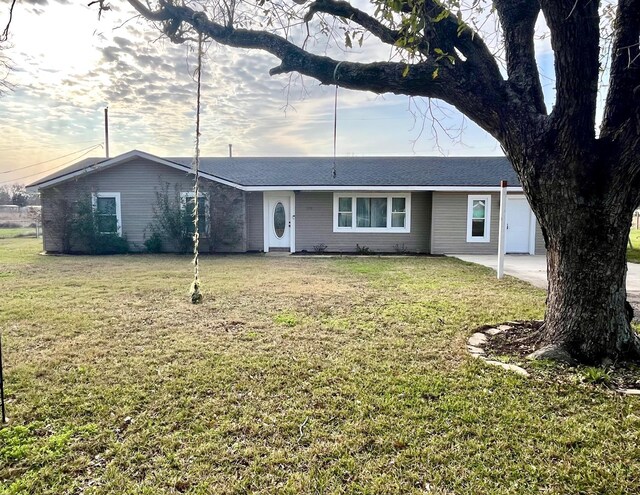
104, 107, 110, 158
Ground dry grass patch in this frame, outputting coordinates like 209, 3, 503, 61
1, 239, 639, 494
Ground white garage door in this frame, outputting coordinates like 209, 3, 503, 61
506, 196, 532, 253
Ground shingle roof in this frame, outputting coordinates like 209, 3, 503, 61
27, 151, 519, 189
29, 157, 109, 187
172, 156, 519, 187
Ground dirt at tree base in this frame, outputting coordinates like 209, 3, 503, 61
476, 320, 640, 391
480, 320, 544, 358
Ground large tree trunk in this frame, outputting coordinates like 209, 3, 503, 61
521, 152, 640, 364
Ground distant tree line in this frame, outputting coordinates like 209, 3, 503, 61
0, 184, 39, 207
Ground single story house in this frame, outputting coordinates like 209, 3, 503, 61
26, 149, 545, 255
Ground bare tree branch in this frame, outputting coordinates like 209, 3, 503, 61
1, 0, 16, 42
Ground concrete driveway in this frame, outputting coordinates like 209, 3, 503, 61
453, 254, 640, 313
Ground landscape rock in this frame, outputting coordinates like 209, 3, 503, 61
484, 360, 530, 377
497, 324, 512, 331
617, 388, 640, 396
467, 345, 485, 355
485, 327, 503, 336
468, 332, 488, 347
527, 344, 577, 366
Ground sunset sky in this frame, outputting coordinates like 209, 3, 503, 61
0, 0, 562, 186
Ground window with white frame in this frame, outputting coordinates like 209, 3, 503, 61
466, 194, 491, 242
181, 192, 209, 237
92, 192, 122, 235
333, 193, 411, 233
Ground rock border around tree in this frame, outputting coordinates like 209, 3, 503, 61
467, 324, 530, 377
467, 322, 640, 396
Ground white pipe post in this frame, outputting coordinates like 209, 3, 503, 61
497, 180, 508, 279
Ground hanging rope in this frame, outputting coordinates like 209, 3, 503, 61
190, 33, 204, 304
332, 62, 343, 179
332, 84, 338, 179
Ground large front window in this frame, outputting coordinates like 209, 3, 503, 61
333, 193, 410, 233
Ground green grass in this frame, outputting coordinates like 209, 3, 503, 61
628, 229, 640, 263
1, 238, 639, 494
0, 228, 37, 239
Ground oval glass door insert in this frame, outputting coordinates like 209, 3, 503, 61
273, 202, 286, 238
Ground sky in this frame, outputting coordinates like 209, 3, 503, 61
0, 0, 559, 186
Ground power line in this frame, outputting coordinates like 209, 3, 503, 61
0, 144, 103, 174
0, 147, 104, 186
0, 139, 102, 152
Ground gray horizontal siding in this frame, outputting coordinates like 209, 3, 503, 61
40, 158, 246, 253
246, 192, 264, 251
294, 192, 431, 253
431, 192, 500, 255
431, 191, 546, 255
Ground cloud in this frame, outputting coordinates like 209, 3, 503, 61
0, 0, 513, 184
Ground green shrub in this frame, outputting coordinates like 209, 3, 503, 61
356, 244, 374, 255
148, 184, 193, 254
582, 367, 612, 386
70, 194, 128, 254
313, 243, 327, 253
95, 234, 129, 254
144, 232, 163, 253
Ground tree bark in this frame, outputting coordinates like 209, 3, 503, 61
518, 150, 640, 364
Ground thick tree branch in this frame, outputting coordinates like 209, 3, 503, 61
540, 0, 600, 147
419, 0, 499, 76
601, 0, 640, 141
303, 0, 504, 90
304, 0, 416, 51
494, 0, 546, 114
127, 0, 511, 138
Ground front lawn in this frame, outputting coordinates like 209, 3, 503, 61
1, 238, 639, 494
629, 228, 640, 263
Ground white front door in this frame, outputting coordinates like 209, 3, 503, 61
267, 195, 291, 250
506, 196, 531, 253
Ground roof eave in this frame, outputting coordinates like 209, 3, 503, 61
242, 185, 523, 192
26, 150, 247, 192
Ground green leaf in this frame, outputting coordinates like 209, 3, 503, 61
432, 67, 439, 79
402, 65, 410, 78
432, 10, 449, 22
345, 32, 352, 49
